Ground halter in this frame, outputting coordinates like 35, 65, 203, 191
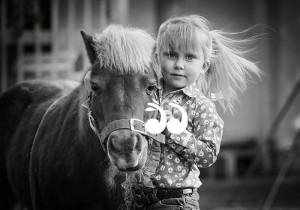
82, 94, 165, 150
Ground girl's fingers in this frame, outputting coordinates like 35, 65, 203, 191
164, 110, 172, 116
164, 110, 173, 121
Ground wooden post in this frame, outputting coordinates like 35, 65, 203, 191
99, 0, 107, 31
108, 0, 129, 24
33, 0, 42, 79
82, 0, 93, 71
51, 0, 59, 67
116, 0, 129, 25
1, 0, 7, 92
67, 0, 75, 51
17, 36, 23, 82
83, 0, 92, 32
253, 0, 272, 175
156, 0, 180, 31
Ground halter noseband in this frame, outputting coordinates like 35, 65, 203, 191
82, 95, 165, 150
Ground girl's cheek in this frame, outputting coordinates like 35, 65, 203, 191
161, 64, 170, 73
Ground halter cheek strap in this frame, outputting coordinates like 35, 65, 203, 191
82, 98, 101, 136
100, 119, 165, 146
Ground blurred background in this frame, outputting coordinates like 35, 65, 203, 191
1, 0, 299, 209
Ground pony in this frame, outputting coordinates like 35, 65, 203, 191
0, 25, 164, 210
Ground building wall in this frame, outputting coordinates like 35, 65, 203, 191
276, 0, 300, 149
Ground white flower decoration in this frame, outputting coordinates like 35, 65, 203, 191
159, 183, 165, 188
176, 183, 182, 188
199, 150, 204, 157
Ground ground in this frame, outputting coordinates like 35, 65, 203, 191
198, 177, 300, 210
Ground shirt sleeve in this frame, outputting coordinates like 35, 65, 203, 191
166, 99, 224, 168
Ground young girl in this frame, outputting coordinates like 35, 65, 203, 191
126, 15, 261, 210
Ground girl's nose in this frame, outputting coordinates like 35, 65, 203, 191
175, 59, 184, 70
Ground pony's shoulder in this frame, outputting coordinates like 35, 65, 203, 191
0, 79, 80, 142
0, 79, 80, 122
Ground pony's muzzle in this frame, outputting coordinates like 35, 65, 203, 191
107, 130, 148, 171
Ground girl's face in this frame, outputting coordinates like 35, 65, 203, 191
159, 47, 205, 94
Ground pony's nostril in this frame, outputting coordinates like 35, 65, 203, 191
107, 133, 120, 151
134, 133, 143, 152
107, 138, 114, 151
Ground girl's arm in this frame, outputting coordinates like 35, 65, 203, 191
165, 99, 224, 168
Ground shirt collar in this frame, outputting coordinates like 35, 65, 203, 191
158, 79, 203, 98
182, 82, 203, 98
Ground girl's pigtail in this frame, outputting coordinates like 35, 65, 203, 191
208, 29, 261, 113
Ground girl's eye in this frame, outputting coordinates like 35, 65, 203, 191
186, 54, 196, 61
168, 53, 176, 59
163, 51, 177, 59
186, 56, 193, 61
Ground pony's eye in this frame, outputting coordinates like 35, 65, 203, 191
90, 82, 99, 92
146, 84, 157, 95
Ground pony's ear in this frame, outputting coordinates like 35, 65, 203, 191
84, 71, 92, 91
80, 31, 97, 64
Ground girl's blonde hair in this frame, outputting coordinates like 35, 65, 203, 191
157, 15, 262, 112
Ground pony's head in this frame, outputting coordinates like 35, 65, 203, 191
81, 25, 161, 172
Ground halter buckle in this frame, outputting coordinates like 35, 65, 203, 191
130, 119, 146, 135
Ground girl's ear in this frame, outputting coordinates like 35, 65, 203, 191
201, 61, 210, 74
84, 71, 92, 91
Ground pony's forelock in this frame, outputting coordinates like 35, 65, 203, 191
93, 25, 155, 74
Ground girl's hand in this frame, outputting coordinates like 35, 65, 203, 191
162, 109, 173, 137
164, 109, 173, 121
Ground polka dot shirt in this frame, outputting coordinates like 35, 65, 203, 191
152, 82, 224, 189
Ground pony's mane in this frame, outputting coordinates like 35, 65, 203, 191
93, 25, 155, 74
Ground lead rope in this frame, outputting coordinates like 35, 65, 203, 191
122, 173, 139, 210
121, 138, 162, 210
29, 98, 61, 210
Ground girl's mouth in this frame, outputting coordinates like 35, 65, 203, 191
171, 74, 185, 77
